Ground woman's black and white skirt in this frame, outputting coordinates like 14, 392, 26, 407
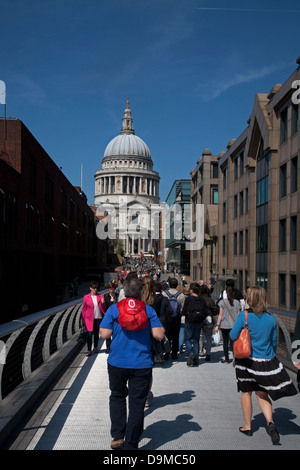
235, 356, 298, 401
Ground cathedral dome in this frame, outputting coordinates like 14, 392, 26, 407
103, 97, 151, 160
104, 133, 151, 159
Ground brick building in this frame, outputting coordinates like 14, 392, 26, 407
0, 118, 101, 323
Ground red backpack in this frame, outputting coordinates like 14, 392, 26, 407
117, 298, 148, 331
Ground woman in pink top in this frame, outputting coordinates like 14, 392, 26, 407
82, 281, 106, 356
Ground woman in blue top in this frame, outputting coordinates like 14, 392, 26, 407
230, 286, 297, 444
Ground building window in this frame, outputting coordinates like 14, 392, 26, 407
69, 198, 75, 223
45, 173, 54, 209
239, 270, 243, 291
257, 224, 268, 252
211, 162, 218, 179
223, 202, 226, 223
290, 275, 297, 309
257, 175, 269, 206
245, 229, 248, 254
256, 272, 268, 291
192, 173, 198, 189
61, 189, 68, 218
279, 163, 287, 198
234, 232, 237, 255
234, 195, 238, 218
0, 189, 18, 241
291, 215, 297, 251
44, 215, 54, 247
279, 273, 286, 306
222, 235, 226, 256
292, 102, 298, 135
25, 204, 40, 245
239, 191, 244, 215
279, 218, 286, 251
212, 188, 218, 204
60, 223, 68, 250
29, 156, 36, 197
291, 156, 298, 193
223, 167, 227, 190
280, 107, 288, 143
76, 206, 81, 227
239, 231, 243, 255
257, 138, 264, 160
234, 157, 238, 180
240, 152, 244, 176
245, 187, 249, 213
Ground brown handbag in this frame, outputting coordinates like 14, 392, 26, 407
233, 310, 251, 359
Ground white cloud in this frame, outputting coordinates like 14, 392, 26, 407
195, 62, 292, 101
196, 7, 300, 13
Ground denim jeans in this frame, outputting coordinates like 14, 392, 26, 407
179, 322, 185, 350
184, 322, 203, 364
108, 364, 152, 449
199, 324, 213, 355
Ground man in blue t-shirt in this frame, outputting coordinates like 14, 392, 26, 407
100, 276, 164, 450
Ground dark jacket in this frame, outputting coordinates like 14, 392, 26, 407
199, 293, 219, 316
104, 292, 117, 309
152, 293, 172, 327
182, 295, 209, 324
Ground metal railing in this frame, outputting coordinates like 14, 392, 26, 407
0, 292, 297, 401
0, 289, 106, 401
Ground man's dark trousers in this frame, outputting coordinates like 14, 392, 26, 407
167, 315, 181, 358
108, 364, 152, 449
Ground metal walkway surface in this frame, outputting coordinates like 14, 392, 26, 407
5, 340, 300, 451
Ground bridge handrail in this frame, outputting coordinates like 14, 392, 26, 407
0, 294, 296, 401
0, 289, 107, 400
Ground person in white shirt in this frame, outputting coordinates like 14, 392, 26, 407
81, 281, 106, 356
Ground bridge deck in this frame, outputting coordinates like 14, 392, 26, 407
4, 339, 300, 451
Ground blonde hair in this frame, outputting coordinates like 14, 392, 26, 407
141, 277, 155, 306
246, 286, 269, 315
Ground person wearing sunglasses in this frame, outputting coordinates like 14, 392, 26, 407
82, 281, 106, 356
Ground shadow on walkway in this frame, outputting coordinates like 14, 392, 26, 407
141, 414, 202, 450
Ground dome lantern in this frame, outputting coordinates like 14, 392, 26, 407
103, 98, 151, 160
121, 97, 134, 135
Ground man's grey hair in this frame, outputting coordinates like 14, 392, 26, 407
124, 277, 142, 300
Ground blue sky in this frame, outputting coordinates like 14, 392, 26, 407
0, 0, 299, 204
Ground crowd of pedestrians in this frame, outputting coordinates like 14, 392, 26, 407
80, 271, 299, 450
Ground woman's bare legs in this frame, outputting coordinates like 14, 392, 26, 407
255, 390, 273, 423
240, 391, 253, 430
255, 390, 280, 443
